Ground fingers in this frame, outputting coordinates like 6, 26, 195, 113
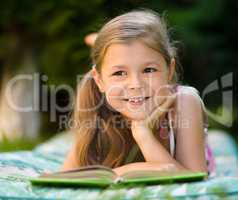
154, 84, 175, 106
150, 93, 176, 121
157, 93, 176, 112
147, 93, 176, 129
154, 95, 166, 106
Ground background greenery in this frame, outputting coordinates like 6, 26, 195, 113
0, 0, 237, 151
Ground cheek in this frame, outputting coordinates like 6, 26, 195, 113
105, 84, 125, 101
104, 85, 126, 112
151, 75, 170, 94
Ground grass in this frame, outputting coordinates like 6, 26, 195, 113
0, 135, 47, 152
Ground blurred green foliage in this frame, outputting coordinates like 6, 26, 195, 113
0, 0, 108, 85
0, 135, 42, 152
0, 0, 237, 149
1, 0, 236, 84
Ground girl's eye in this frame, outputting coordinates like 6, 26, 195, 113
112, 71, 127, 76
144, 67, 158, 73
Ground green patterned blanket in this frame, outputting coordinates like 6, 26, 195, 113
0, 129, 238, 200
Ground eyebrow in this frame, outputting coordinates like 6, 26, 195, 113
143, 61, 161, 67
110, 61, 161, 69
111, 65, 127, 69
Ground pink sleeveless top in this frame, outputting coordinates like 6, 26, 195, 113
163, 84, 216, 176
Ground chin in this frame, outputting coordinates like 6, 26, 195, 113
122, 111, 149, 121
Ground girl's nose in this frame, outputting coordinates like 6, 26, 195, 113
128, 74, 143, 90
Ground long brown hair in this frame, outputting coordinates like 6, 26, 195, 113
72, 9, 182, 168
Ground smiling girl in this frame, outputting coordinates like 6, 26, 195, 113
62, 9, 215, 176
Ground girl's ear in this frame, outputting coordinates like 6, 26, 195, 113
168, 58, 176, 83
90, 67, 105, 93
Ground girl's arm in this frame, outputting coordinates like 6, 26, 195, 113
61, 145, 79, 171
114, 131, 188, 176
115, 92, 208, 175
113, 162, 187, 176
172, 91, 208, 172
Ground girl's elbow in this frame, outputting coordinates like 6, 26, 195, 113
188, 165, 208, 174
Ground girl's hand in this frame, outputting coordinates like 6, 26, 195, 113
131, 85, 177, 140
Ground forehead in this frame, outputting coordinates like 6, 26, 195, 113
101, 40, 167, 71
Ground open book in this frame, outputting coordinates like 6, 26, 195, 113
30, 165, 208, 188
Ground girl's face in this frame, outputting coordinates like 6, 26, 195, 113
92, 40, 175, 121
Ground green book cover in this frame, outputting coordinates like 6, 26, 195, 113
30, 165, 208, 188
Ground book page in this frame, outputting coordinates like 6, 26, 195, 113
121, 169, 192, 180
40, 165, 117, 181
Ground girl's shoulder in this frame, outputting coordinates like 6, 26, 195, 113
173, 84, 204, 108
173, 84, 209, 130
174, 84, 200, 96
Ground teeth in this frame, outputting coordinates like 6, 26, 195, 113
128, 97, 144, 102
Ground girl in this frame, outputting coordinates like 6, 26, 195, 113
62, 9, 215, 176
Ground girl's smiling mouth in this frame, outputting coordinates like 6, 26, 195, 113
122, 96, 151, 106
122, 96, 151, 102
